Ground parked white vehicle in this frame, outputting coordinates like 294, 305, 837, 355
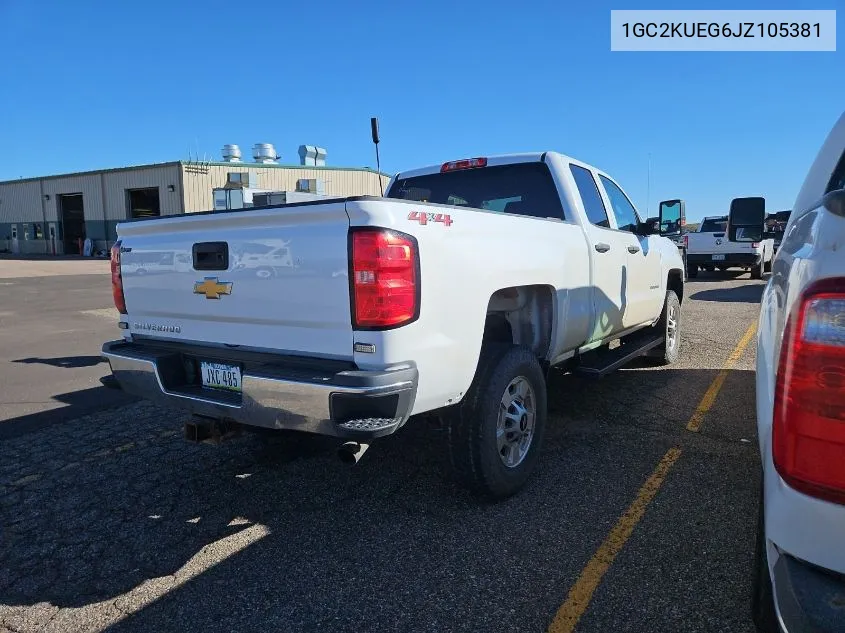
686, 214, 774, 279
101, 152, 686, 498
741, 110, 845, 632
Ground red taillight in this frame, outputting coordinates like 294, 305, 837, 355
683, 234, 689, 248
752, 242, 761, 248
773, 278, 845, 505
110, 241, 127, 314
440, 157, 487, 172
350, 229, 418, 329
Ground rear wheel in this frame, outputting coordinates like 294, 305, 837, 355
687, 265, 698, 278
751, 262, 763, 279
446, 344, 547, 500
752, 490, 779, 632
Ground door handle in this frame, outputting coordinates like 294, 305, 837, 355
628, 245, 641, 254
594, 243, 611, 253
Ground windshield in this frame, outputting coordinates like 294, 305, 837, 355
700, 218, 727, 232
386, 162, 565, 221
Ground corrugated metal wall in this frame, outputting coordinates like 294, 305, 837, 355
0, 180, 43, 223
102, 165, 182, 219
181, 163, 391, 213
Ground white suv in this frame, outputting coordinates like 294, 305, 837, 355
742, 110, 845, 632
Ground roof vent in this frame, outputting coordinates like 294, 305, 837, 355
298, 145, 327, 166
221, 144, 242, 162
252, 143, 279, 164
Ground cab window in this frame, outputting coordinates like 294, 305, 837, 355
827, 149, 845, 193
569, 165, 610, 228
599, 176, 641, 233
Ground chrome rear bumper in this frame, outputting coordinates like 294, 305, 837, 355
101, 340, 418, 439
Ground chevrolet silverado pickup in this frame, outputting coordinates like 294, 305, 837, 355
102, 152, 686, 498
742, 110, 845, 632
687, 215, 774, 279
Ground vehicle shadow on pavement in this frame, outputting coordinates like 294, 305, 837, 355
689, 284, 765, 304
0, 386, 137, 441
0, 367, 760, 633
12, 356, 106, 369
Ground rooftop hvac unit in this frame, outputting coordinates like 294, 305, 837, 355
296, 178, 325, 194
252, 143, 279, 164
221, 144, 242, 162
298, 145, 327, 166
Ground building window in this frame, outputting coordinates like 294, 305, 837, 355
127, 187, 161, 219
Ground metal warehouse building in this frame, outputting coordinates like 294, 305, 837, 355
0, 143, 390, 255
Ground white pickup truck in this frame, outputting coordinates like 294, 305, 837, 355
743, 111, 845, 632
686, 214, 774, 279
102, 152, 686, 498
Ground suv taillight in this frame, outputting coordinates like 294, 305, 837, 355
683, 234, 689, 248
111, 241, 127, 314
773, 278, 845, 505
350, 229, 419, 329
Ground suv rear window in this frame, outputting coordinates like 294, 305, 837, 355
827, 149, 845, 193
387, 162, 565, 221
700, 218, 727, 232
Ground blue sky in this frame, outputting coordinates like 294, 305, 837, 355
0, 0, 842, 221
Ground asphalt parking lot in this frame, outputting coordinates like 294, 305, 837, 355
0, 261, 764, 633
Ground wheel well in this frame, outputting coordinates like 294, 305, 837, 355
667, 269, 684, 304
482, 285, 554, 359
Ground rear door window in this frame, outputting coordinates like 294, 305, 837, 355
569, 165, 610, 228
387, 162, 566, 221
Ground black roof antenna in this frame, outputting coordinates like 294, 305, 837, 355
371, 117, 383, 196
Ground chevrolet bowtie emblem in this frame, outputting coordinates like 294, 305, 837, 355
193, 277, 233, 299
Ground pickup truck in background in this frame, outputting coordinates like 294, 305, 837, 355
741, 110, 845, 632
102, 152, 686, 499
686, 215, 774, 279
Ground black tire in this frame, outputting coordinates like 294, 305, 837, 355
704, 265, 715, 272
764, 257, 773, 274
751, 262, 764, 279
650, 290, 681, 365
446, 344, 547, 500
687, 265, 698, 278
751, 490, 779, 632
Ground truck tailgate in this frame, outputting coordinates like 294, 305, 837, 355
687, 231, 749, 255
117, 201, 354, 360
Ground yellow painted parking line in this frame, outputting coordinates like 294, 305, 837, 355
547, 319, 758, 633
547, 447, 682, 633
686, 321, 757, 433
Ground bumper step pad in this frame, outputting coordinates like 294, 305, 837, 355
336, 417, 402, 437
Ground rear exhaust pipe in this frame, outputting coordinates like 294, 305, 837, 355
337, 441, 370, 464
184, 416, 239, 444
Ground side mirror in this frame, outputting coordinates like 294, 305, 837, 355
658, 199, 685, 236
638, 217, 659, 235
728, 196, 766, 242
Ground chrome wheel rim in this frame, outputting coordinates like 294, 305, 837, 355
496, 376, 536, 468
667, 304, 679, 351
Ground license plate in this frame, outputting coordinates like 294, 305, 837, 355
712, 254, 726, 261
200, 361, 242, 392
